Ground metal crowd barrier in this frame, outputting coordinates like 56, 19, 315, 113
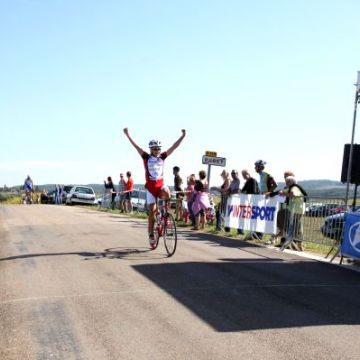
268, 196, 346, 249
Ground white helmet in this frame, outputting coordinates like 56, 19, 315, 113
254, 159, 266, 167
148, 140, 161, 148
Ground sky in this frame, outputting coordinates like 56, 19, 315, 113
1, 0, 360, 188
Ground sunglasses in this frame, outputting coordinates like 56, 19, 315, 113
152, 147, 161, 151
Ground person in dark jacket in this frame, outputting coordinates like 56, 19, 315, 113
104, 176, 116, 209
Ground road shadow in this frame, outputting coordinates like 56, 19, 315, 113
103, 247, 167, 260
132, 259, 360, 332
0, 247, 167, 262
180, 229, 261, 249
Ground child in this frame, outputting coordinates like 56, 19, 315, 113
192, 180, 210, 230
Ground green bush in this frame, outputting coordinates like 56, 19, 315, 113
0, 193, 23, 204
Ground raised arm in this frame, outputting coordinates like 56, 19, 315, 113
166, 129, 186, 156
123, 128, 144, 156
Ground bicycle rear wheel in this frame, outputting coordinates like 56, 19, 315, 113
164, 213, 177, 256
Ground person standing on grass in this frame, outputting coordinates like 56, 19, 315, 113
173, 166, 184, 221
104, 176, 116, 210
254, 160, 277, 239
118, 173, 127, 212
191, 180, 210, 230
185, 174, 196, 226
124, 171, 134, 213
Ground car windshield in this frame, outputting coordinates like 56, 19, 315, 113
131, 190, 146, 200
75, 187, 94, 194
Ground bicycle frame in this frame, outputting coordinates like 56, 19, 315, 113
153, 200, 177, 256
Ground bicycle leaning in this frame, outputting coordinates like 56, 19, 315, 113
151, 200, 178, 257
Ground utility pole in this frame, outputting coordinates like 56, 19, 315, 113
345, 71, 360, 207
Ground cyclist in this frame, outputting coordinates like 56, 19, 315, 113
123, 127, 186, 248
24, 175, 34, 193
23, 175, 34, 204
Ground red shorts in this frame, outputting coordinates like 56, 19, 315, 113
146, 180, 164, 198
146, 180, 169, 204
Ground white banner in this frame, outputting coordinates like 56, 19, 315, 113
357, 71, 360, 91
224, 194, 280, 234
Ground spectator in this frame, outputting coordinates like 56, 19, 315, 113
254, 160, 277, 240
228, 169, 241, 234
104, 176, 116, 209
40, 189, 49, 204
173, 166, 184, 221
185, 174, 196, 226
198, 170, 209, 192
58, 185, 64, 205
125, 171, 134, 212
268, 170, 295, 246
279, 175, 307, 251
241, 169, 260, 195
212, 169, 231, 231
192, 180, 210, 230
55, 184, 60, 205
228, 169, 241, 195
254, 160, 277, 194
241, 169, 261, 238
118, 173, 127, 212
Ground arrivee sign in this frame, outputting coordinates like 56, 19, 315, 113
202, 155, 226, 167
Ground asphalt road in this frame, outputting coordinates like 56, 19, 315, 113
1, 204, 360, 360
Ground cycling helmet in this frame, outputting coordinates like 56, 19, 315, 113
148, 140, 161, 148
254, 159, 266, 167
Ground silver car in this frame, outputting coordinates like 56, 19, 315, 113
66, 186, 96, 205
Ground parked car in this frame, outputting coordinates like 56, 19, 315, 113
321, 208, 360, 240
305, 203, 339, 217
66, 186, 96, 205
98, 189, 147, 212
130, 189, 147, 212
327, 204, 349, 215
327, 205, 360, 215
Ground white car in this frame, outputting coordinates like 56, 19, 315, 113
130, 189, 147, 212
66, 186, 96, 205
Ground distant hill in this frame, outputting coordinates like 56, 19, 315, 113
278, 180, 349, 198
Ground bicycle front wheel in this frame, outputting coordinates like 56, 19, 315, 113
164, 213, 177, 256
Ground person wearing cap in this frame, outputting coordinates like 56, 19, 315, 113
266, 170, 295, 246
253, 160, 277, 240
118, 173, 127, 212
254, 160, 277, 194
279, 175, 307, 251
123, 127, 186, 248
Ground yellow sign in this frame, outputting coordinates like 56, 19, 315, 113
205, 151, 217, 157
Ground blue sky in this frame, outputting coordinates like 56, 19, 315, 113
1, 0, 359, 188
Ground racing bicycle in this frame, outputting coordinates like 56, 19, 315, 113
152, 200, 178, 257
